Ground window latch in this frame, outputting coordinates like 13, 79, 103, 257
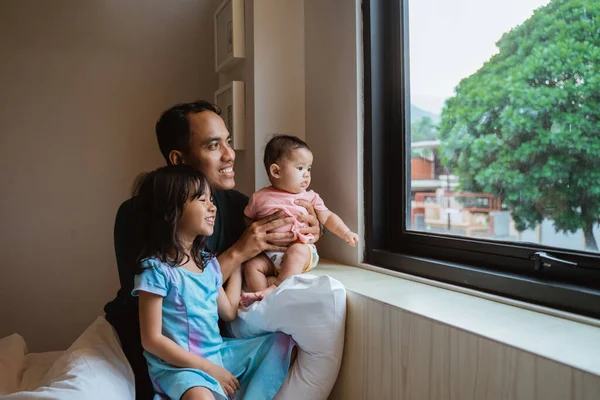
530, 251, 578, 271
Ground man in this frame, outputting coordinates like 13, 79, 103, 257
104, 100, 321, 399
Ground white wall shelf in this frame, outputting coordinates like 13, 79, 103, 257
215, 81, 245, 150
214, 0, 245, 73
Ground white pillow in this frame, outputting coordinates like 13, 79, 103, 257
0, 334, 27, 395
230, 274, 347, 400
20, 352, 63, 392
2, 317, 135, 400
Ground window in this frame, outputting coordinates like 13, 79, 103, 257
364, 0, 600, 318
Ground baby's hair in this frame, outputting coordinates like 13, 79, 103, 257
132, 164, 213, 274
263, 135, 310, 177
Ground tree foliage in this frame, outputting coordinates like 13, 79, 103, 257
438, 0, 600, 250
411, 116, 438, 142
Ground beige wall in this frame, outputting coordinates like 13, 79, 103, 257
217, 0, 256, 197
305, 0, 363, 266
0, 0, 220, 351
217, 0, 306, 196
253, 0, 305, 191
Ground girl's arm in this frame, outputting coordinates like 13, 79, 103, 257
217, 265, 242, 321
316, 209, 359, 247
138, 291, 240, 396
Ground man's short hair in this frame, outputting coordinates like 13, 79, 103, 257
155, 100, 221, 164
263, 135, 310, 176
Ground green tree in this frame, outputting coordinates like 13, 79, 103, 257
438, 0, 600, 250
411, 116, 438, 142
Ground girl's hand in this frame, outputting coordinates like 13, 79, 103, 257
343, 231, 359, 247
207, 363, 240, 398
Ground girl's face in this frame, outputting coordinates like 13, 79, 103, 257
271, 148, 313, 194
178, 185, 217, 238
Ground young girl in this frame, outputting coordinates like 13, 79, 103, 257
241, 135, 359, 307
131, 165, 295, 400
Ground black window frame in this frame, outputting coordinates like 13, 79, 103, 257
363, 0, 600, 319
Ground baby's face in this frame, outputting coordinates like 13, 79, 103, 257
275, 148, 313, 194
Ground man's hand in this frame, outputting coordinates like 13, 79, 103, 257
218, 212, 295, 281
237, 211, 295, 260
295, 199, 322, 244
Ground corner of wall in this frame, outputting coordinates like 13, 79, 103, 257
304, 0, 362, 266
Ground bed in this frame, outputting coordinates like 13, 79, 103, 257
0, 274, 346, 399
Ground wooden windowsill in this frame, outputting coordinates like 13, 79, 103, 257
311, 260, 600, 377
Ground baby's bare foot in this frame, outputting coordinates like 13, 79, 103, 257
240, 285, 278, 308
260, 285, 276, 299
240, 291, 264, 308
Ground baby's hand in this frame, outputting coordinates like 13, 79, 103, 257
343, 231, 359, 247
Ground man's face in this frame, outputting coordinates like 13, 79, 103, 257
183, 111, 236, 190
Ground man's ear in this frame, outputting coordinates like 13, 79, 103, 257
269, 163, 281, 178
168, 150, 185, 165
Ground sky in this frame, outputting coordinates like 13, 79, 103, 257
409, 0, 551, 114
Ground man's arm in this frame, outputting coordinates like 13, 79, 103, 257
108, 198, 140, 310
104, 198, 143, 330
113, 200, 136, 291
217, 212, 295, 281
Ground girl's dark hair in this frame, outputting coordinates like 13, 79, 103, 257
263, 134, 310, 176
132, 164, 213, 273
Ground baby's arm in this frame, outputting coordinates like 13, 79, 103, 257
138, 291, 240, 396
316, 209, 359, 247
217, 265, 242, 321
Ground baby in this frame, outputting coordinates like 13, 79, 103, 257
240, 135, 358, 307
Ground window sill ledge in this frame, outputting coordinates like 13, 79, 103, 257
311, 259, 600, 377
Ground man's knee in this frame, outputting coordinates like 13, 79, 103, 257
182, 386, 216, 400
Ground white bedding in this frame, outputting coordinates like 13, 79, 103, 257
19, 351, 63, 393
1, 274, 346, 400
0, 317, 135, 400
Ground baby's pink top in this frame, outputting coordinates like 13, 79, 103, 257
244, 186, 328, 244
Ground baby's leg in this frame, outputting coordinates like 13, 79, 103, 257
241, 254, 275, 307
244, 253, 275, 293
266, 276, 278, 286
274, 243, 311, 285
182, 386, 216, 400
240, 245, 310, 307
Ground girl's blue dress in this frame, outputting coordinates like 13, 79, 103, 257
133, 257, 295, 400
